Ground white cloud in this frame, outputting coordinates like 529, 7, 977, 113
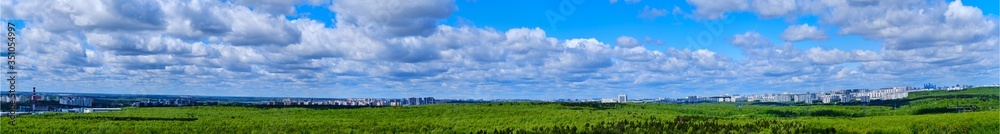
614, 46, 656, 62
3, 0, 165, 32
780, 24, 828, 42
638, 6, 668, 20
233, 0, 326, 15
685, 0, 748, 19
219, 5, 302, 46
945, 0, 983, 24
718, 0, 1000, 51
615, 36, 641, 48
86, 32, 219, 57
691, 0, 999, 84
730, 31, 770, 48
330, 0, 456, 37
691, 49, 729, 70
750, 0, 796, 18
802, 48, 850, 65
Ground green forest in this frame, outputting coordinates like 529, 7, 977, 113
2, 87, 998, 133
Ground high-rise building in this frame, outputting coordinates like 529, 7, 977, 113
618, 94, 627, 103
59, 96, 93, 107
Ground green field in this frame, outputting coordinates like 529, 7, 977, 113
2, 87, 998, 133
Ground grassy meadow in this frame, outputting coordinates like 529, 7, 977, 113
1, 87, 997, 133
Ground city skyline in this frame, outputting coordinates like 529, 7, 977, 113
0, 0, 998, 99
3, 83, 990, 101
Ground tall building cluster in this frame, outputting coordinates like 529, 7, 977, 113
58, 96, 93, 107
684, 87, 922, 103
259, 97, 437, 106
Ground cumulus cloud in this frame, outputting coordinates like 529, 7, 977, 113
85, 32, 219, 57
685, 0, 997, 51
690, 50, 730, 70
2, 0, 166, 32
827, 0, 995, 50
730, 32, 770, 48
616, 36, 641, 48
780, 24, 828, 42
944, 0, 984, 24
219, 6, 302, 46
685, 0, 747, 19
233, 0, 326, 15
330, 0, 456, 37
6, 0, 735, 98
802, 48, 878, 65
750, 0, 796, 18
638, 6, 668, 20
691, 0, 999, 82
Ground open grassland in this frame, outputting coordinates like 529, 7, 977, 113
2, 87, 998, 133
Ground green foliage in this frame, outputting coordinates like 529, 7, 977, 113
1, 88, 997, 133
902, 87, 1000, 114
909, 87, 1000, 98
476, 116, 837, 134
2, 103, 997, 133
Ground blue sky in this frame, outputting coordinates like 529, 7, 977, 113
1, 0, 998, 99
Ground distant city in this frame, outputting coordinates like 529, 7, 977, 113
2, 83, 998, 116
599, 84, 994, 104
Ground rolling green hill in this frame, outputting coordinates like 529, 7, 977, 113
2, 87, 998, 133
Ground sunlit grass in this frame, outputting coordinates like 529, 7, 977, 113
2, 87, 997, 133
